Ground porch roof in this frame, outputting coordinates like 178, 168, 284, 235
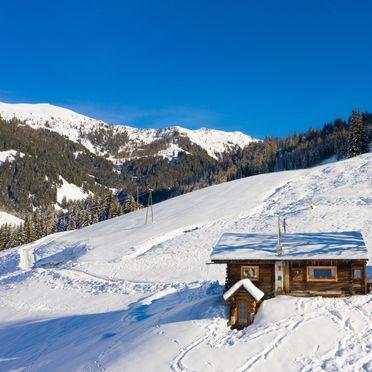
223, 279, 264, 302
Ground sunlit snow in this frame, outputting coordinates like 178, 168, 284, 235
0, 153, 371, 371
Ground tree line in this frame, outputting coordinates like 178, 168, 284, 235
0, 109, 370, 251
0, 190, 142, 251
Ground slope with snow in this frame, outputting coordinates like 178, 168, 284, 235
56, 176, 90, 207
0, 149, 24, 165
0, 153, 371, 371
0, 102, 256, 161
0, 211, 23, 226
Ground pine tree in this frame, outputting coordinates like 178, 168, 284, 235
24, 216, 33, 244
67, 207, 76, 230
125, 194, 138, 213
83, 210, 91, 227
349, 109, 369, 157
92, 194, 100, 224
45, 208, 57, 235
61, 196, 68, 209
14, 224, 25, 246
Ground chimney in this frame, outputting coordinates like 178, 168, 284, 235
276, 216, 283, 255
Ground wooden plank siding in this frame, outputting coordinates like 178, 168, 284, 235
225, 263, 275, 299
225, 260, 368, 298
289, 261, 350, 296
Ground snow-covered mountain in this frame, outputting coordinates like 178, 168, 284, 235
0, 153, 371, 371
0, 102, 257, 161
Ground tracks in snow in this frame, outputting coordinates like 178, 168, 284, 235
169, 296, 372, 372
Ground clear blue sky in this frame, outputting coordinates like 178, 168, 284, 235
0, 0, 371, 138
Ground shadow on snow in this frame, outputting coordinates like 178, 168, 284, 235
0, 281, 225, 371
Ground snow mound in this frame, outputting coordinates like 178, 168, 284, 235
223, 278, 264, 301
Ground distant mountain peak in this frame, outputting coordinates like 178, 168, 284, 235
0, 102, 257, 160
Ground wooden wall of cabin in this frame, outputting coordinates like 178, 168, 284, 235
288, 260, 367, 296
225, 263, 275, 299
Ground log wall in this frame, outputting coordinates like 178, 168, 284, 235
224, 260, 367, 298
225, 263, 275, 299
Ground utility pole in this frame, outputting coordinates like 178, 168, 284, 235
145, 188, 154, 224
136, 186, 139, 210
277, 216, 281, 246
276, 215, 283, 255
283, 218, 287, 234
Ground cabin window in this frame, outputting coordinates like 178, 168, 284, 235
307, 266, 337, 282
291, 268, 304, 282
241, 266, 259, 281
353, 267, 362, 280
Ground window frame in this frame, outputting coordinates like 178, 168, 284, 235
306, 266, 338, 282
352, 266, 363, 281
241, 265, 259, 281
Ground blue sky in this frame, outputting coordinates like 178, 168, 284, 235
0, 0, 371, 138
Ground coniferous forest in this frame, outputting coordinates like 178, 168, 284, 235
0, 109, 370, 251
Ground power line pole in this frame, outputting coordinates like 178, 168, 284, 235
283, 218, 287, 234
145, 188, 154, 224
136, 186, 139, 210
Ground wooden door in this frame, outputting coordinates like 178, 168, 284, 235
351, 265, 364, 294
237, 300, 248, 325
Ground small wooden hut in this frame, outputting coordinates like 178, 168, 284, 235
210, 231, 369, 329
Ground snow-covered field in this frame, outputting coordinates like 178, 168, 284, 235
0, 153, 371, 371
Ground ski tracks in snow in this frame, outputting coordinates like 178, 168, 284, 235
169, 296, 372, 372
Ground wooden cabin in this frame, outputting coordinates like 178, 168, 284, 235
210, 231, 369, 329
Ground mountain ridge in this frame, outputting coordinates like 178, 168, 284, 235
0, 102, 257, 161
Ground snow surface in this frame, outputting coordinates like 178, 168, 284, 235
0, 211, 23, 226
0, 102, 256, 161
0, 153, 371, 371
211, 231, 368, 261
223, 279, 264, 302
56, 176, 89, 206
0, 149, 24, 165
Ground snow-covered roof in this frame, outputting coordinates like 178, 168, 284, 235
211, 231, 368, 261
223, 279, 264, 302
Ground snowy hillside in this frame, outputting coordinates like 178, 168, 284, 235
0, 211, 23, 226
56, 176, 90, 207
0, 149, 24, 165
0, 153, 371, 371
0, 102, 256, 161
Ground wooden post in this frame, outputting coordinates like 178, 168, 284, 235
145, 188, 154, 224
284, 261, 290, 293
